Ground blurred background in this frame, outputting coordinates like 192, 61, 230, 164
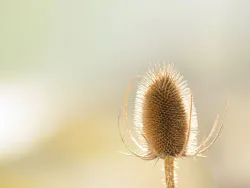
0, 0, 250, 187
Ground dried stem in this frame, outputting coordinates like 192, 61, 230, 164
164, 156, 175, 188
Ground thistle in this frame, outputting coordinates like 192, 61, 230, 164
118, 64, 229, 188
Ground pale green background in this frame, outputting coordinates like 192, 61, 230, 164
0, 1, 249, 187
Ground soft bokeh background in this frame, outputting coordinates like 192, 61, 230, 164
0, 1, 250, 188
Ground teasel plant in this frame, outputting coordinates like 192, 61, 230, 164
118, 64, 230, 188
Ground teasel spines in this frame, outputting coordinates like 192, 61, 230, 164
134, 64, 198, 158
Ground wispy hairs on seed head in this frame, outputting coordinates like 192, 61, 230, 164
133, 63, 198, 156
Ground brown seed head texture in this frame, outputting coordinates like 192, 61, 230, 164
134, 64, 198, 158
143, 71, 188, 157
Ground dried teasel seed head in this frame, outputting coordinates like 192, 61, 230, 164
134, 64, 198, 158
119, 63, 229, 188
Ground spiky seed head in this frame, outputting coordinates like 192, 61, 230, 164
143, 75, 188, 157
134, 64, 198, 158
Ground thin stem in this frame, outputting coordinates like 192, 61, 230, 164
164, 156, 175, 188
